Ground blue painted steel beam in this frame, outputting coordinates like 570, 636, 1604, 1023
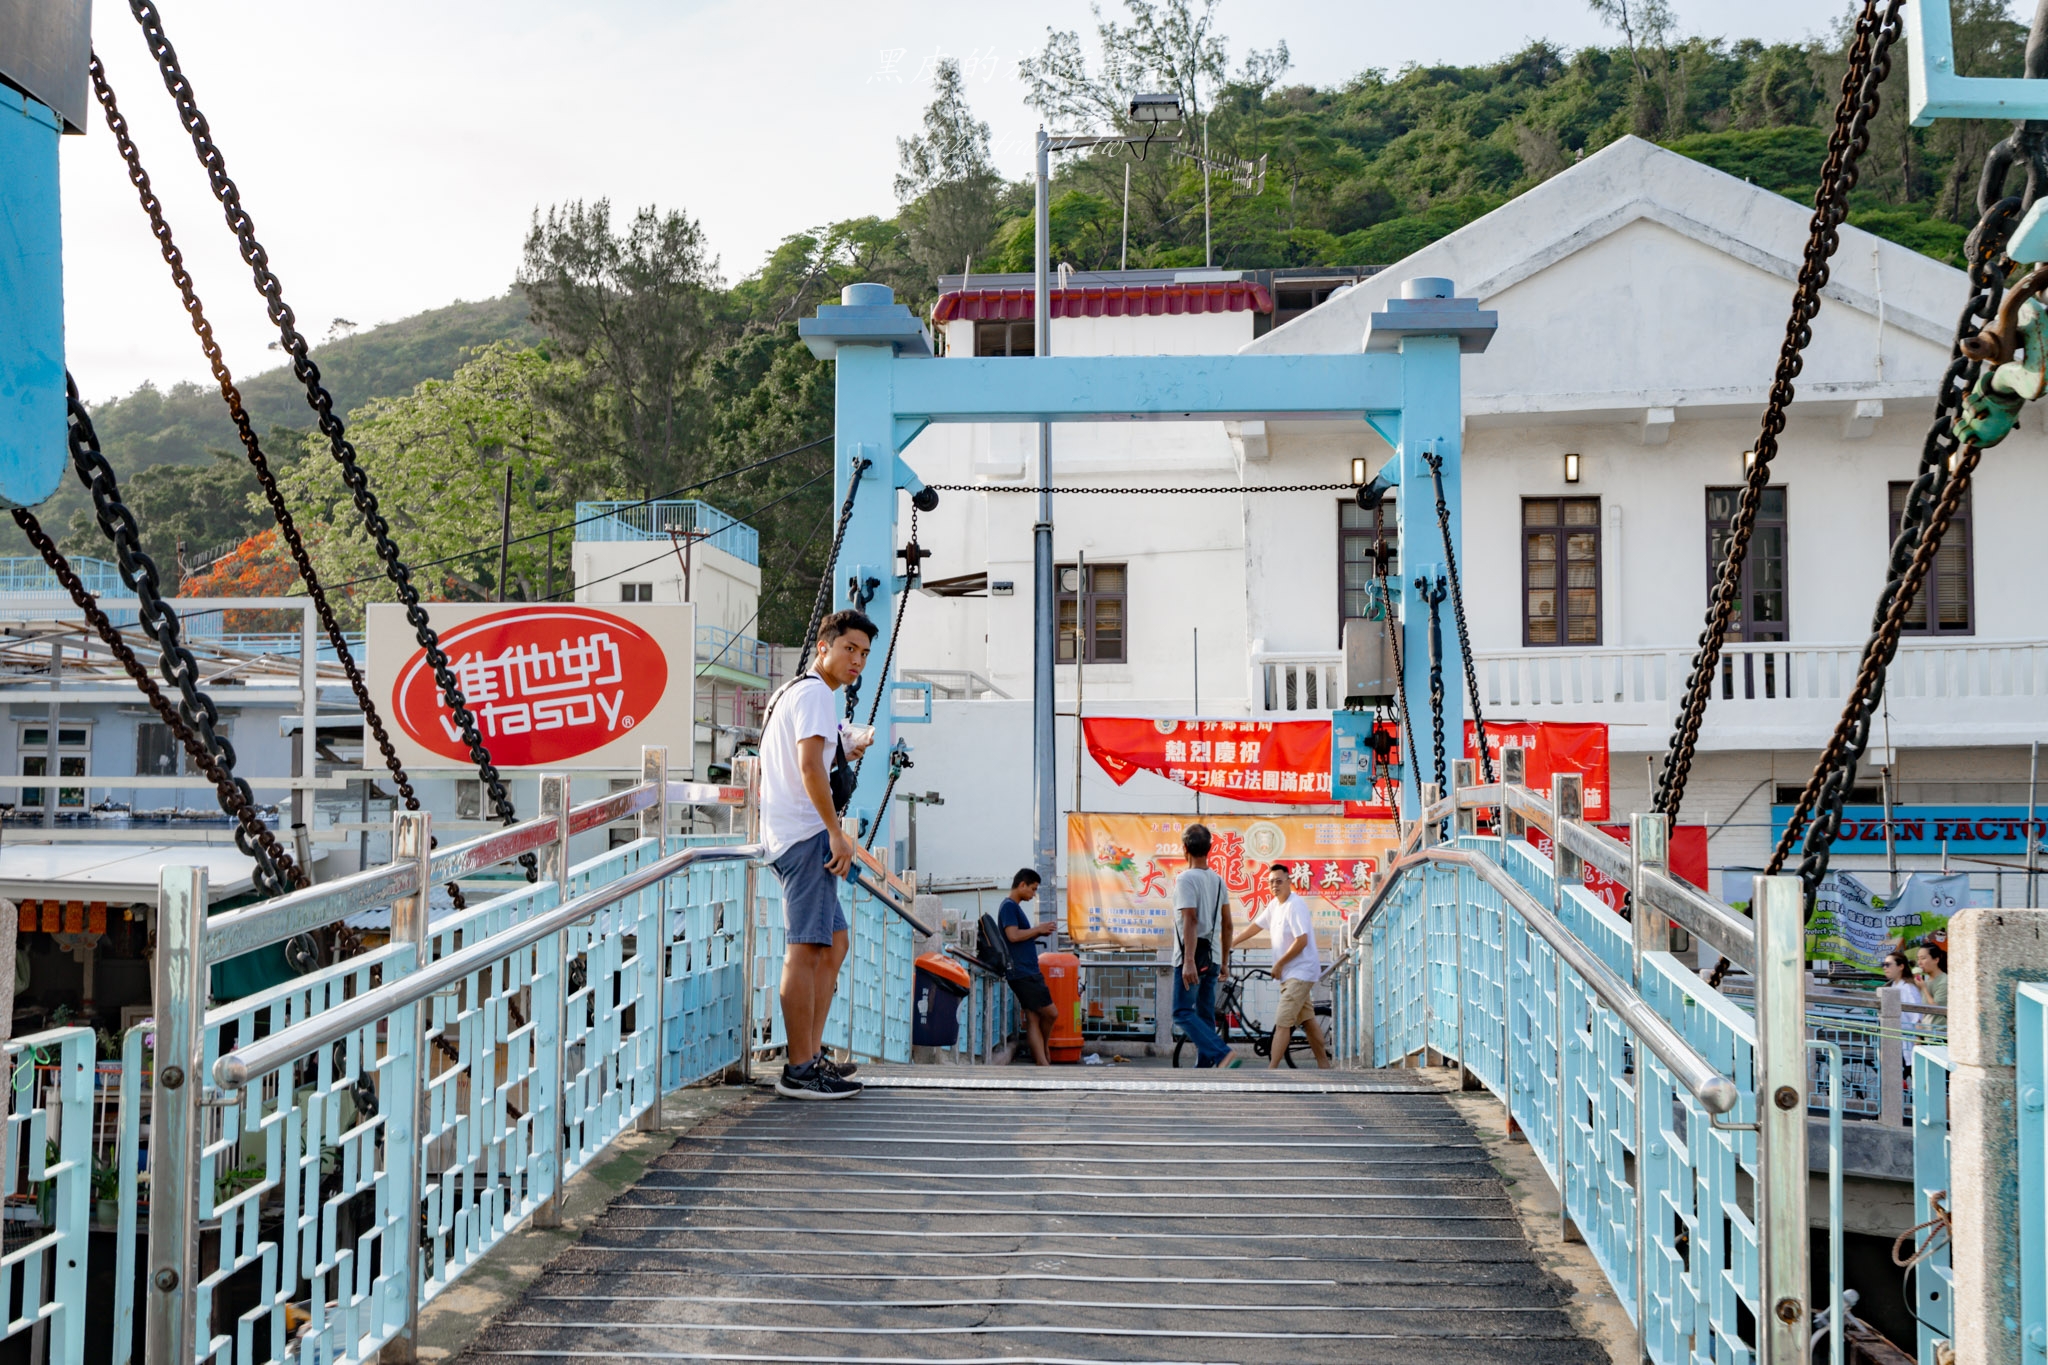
1906, 0, 2048, 126
884, 353, 1408, 424
0, 87, 69, 511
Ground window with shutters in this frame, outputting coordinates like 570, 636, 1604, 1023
1706, 486, 1789, 641
1522, 498, 1601, 646
1890, 481, 1973, 634
1339, 500, 1396, 641
1057, 564, 1126, 664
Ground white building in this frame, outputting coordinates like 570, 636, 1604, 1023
895, 135, 2047, 904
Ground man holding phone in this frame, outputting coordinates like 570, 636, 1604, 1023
760, 609, 877, 1099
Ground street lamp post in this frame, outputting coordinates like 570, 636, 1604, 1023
1030, 95, 1182, 925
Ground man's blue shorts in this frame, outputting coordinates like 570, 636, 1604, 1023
771, 829, 850, 946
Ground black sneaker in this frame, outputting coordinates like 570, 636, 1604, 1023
775, 1060, 861, 1100
816, 1053, 858, 1079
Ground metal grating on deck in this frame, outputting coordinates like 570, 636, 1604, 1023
462, 1078, 1606, 1364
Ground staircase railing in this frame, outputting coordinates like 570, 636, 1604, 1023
1326, 753, 1834, 1365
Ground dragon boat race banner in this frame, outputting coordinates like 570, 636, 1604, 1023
1084, 717, 1336, 804
1465, 721, 1611, 821
1065, 812, 1400, 953
369, 603, 695, 769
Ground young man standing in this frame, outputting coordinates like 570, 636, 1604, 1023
998, 868, 1060, 1066
1257, 863, 1330, 1069
1173, 824, 1240, 1068
760, 609, 877, 1099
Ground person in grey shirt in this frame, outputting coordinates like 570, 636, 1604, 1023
1172, 823, 1241, 1068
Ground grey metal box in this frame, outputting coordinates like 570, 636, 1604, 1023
1342, 617, 1397, 708
0, 0, 92, 134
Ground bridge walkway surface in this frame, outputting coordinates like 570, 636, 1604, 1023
458, 1067, 1610, 1364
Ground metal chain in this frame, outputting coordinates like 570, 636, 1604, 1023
926, 482, 1355, 495
802, 457, 871, 673
12, 507, 304, 891
1421, 451, 1493, 784
1415, 574, 1448, 793
124, 0, 530, 879
857, 510, 919, 769
864, 744, 910, 852
85, 53, 426, 822
1654, 0, 1904, 820
60, 378, 299, 895
1375, 512, 1416, 813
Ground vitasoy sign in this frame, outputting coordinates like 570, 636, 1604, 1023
368, 603, 695, 769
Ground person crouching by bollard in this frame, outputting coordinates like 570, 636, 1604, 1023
999, 868, 1060, 1065
1174, 823, 1242, 1068
1257, 863, 1331, 1069
760, 609, 877, 1099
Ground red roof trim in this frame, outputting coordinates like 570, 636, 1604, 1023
932, 281, 1274, 323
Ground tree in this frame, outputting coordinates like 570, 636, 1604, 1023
895, 58, 1003, 282
518, 201, 723, 496
269, 344, 591, 618
60, 447, 270, 594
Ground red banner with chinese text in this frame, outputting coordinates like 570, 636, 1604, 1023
1083, 717, 1333, 803
1464, 721, 1611, 821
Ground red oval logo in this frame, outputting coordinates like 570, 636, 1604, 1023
392, 607, 670, 766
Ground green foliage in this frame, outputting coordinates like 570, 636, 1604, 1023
58, 451, 273, 592
1663, 126, 1827, 199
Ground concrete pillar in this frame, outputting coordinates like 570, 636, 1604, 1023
1946, 908, 2048, 1363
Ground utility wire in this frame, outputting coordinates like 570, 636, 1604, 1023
285, 434, 833, 596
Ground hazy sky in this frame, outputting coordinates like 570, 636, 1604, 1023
60, 0, 1866, 400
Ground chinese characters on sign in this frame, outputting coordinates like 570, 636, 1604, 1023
1064, 812, 1401, 952
1084, 718, 1336, 804
1465, 721, 1611, 821
370, 604, 692, 769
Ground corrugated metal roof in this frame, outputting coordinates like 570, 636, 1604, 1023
932, 280, 1274, 323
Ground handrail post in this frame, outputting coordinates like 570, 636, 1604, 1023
1877, 985, 1904, 1127
1451, 757, 1476, 839
1450, 760, 1475, 1088
735, 755, 760, 1083
1628, 810, 1667, 1365
533, 774, 572, 1229
383, 811, 432, 1364
144, 866, 207, 1365
639, 746, 668, 1132
1550, 773, 1582, 1244
1754, 873, 1811, 1361
1501, 746, 1527, 840
1419, 782, 1441, 848
1551, 773, 1584, 887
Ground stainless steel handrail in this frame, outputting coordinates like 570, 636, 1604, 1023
213, 842, 765, 1090
1343, 844, 1740, 1114
200, 775, 750, 967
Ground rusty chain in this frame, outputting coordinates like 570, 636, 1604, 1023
12, 506, 305, 890
1655, 0, 1904, 821
124, 0, 531, 883
1375, 510, 1415, 812
1422, 450, 1492, 784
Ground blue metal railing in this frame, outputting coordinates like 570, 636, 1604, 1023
1910, 1045, 1955, 1360
0, 1027, 92, 1365
2024, 986, 2048, 1362
1329, 776, 1829, 1364
696, 623, 773, 678
0, 554, 129, 598
574, 500, 760, 566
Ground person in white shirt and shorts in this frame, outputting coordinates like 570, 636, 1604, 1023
1258, 863, 1330, 1069
759, 609, 876, 1099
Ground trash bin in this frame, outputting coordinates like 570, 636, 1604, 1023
1039, 952, 1083, 1063
912, 952, 972, 1047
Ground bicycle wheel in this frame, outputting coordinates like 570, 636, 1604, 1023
1172, 1036, 1188, 1068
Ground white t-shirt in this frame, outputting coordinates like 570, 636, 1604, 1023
1261, 892, 1321, 983
760, 677, 842, 859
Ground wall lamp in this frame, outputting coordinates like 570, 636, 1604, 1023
1743, 448, 1759, 475
1351, 456, 1369, 485
1563, 452, 1581, 484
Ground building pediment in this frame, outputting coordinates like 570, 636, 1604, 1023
1246, 135, 1966, 428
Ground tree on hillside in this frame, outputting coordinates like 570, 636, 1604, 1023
270, 344, 590, 617
59, 448, 269, 594
519, 201, 722, 496
896, 58, 1002, 282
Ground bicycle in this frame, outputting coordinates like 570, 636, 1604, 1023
1170, 963, 1329, 1068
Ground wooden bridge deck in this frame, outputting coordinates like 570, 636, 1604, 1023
460, 1071, 1607, 1364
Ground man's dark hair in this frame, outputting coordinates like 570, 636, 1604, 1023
1269, 862, 1293, 879
1012, 868, 1041, 889
1182, 823, 1212, 857
817, 609, 879, 647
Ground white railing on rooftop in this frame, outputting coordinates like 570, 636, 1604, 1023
574, 499, 759, 566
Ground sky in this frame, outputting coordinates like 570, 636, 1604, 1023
58, 0, 1869, 401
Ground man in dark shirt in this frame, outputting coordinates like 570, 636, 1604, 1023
998, 868, 1059, 1066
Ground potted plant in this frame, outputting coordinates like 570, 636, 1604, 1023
92, 1156, 120, 1226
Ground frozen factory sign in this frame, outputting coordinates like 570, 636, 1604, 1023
1770, 804, 2047, 856
368, 603, 695, 769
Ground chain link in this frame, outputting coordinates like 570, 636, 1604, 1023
1421, 451, 1493, 784
13, 507, 304, 890
1415, 574, 1448, 793
1655, 0, 1904, 821
1375, 512, 1416, 814
124, 0, 530, 880
85, 52, 426, 823
802, 457, 871, 672
60, 379, 300, 894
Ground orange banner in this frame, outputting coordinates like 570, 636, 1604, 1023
1065, 812, 1400, 954
1465, 721, 1611, 821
